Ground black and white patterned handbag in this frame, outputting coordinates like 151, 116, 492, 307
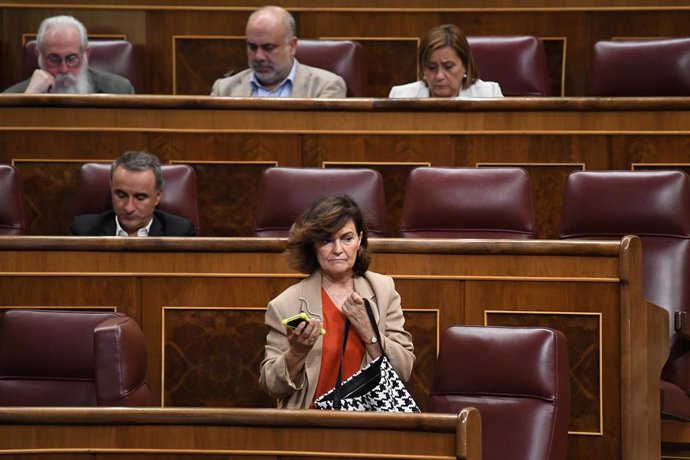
313, 298, 420, 412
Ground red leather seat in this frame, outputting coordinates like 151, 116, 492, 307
559, 170, 690, 420
254, 167, 387, 237
0, 164, 26, 235
295, 39, 366, 97
0, 309, 155, 406
400, 167, 536, 238
430, 325, 570, 460
468, 36, 549, 96
23, 39, 143, 93
586, 38, 690, 96
74, 162, 201, 235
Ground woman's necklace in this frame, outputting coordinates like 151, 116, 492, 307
322, 277, 354, 308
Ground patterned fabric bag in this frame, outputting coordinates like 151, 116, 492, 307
313, 298, 420, 412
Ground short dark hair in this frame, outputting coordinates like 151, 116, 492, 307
285, 195, 371, 275
110, 151, 164, 192
419, 24, 478, 89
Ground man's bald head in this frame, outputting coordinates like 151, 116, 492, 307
245, 5, 298, 89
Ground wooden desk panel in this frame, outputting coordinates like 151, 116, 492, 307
0, 407, 482, 460
1, 96, 690, 238
0, 236, 668, 459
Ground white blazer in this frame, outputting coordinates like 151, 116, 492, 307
388, 79, 503, 98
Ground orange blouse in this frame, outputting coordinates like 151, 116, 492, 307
311, 287, 366, 406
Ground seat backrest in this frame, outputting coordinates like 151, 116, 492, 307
254, 167, 387, 237
74, 162, 201, 235
0, 164, 26, 235
0, 309, 155, 406
467, 36, 549, 96
400, 167, 536, 238
559, 170, 690, 397
430, 325, 570, 460
295, 39, 366, 97
586, 38, 690, 96
23, 39, 143, 93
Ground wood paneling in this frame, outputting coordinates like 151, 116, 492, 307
1, 96, 689, 237
0, 235, 668, 459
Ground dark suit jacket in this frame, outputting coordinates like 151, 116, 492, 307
3, 67, 134, 94
70, 210, 196, 236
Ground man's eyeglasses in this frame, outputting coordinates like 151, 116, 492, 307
44, 53, 81, 69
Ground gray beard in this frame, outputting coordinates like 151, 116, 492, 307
38, 56, 94, 94
52, 71, 93, 94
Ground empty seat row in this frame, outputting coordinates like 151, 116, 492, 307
19, 36, 690, 96
254, 166, 537, 239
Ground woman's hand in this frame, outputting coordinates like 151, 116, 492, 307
341, 292, 380, 354
287, 317, 323, 357
284, 317, 323, 380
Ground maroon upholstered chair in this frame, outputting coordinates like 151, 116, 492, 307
430, 325, 570, 460
254, 167, 387, 237
467, 36, 549, 96
586, 38, 690, 96
0, 309, 155, 406
0, 164, 26, 235
559, 170, 690, 420
400, 167, 536, 238
23, 39, 143, 93
73, 162, 201, 235
295, 39, 367, 97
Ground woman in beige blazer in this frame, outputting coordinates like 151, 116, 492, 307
259, 195, 415, 409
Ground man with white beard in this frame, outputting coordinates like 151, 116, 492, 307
3, 15, 134, 94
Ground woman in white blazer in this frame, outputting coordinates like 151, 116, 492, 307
389, 24, 503, 99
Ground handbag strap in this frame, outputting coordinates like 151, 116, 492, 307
332, 297, 383, 408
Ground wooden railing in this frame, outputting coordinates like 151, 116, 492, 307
0, 407, 482, 460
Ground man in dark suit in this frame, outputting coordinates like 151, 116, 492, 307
70, 151, 196, 237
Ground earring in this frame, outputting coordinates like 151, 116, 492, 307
463, 73, 467, 79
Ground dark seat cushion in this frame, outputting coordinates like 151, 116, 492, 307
468, 36, 549, 96
295, 40, 366, 97
586, 38, 690, 96
254, 167, 387, 237
0, 309, 154, 406
400, 167, 536, 238
0, 164, 26, 235
430, 326, 570, 460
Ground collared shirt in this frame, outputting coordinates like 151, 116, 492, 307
115, 216, 153, 237
250, 60, 297, 97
